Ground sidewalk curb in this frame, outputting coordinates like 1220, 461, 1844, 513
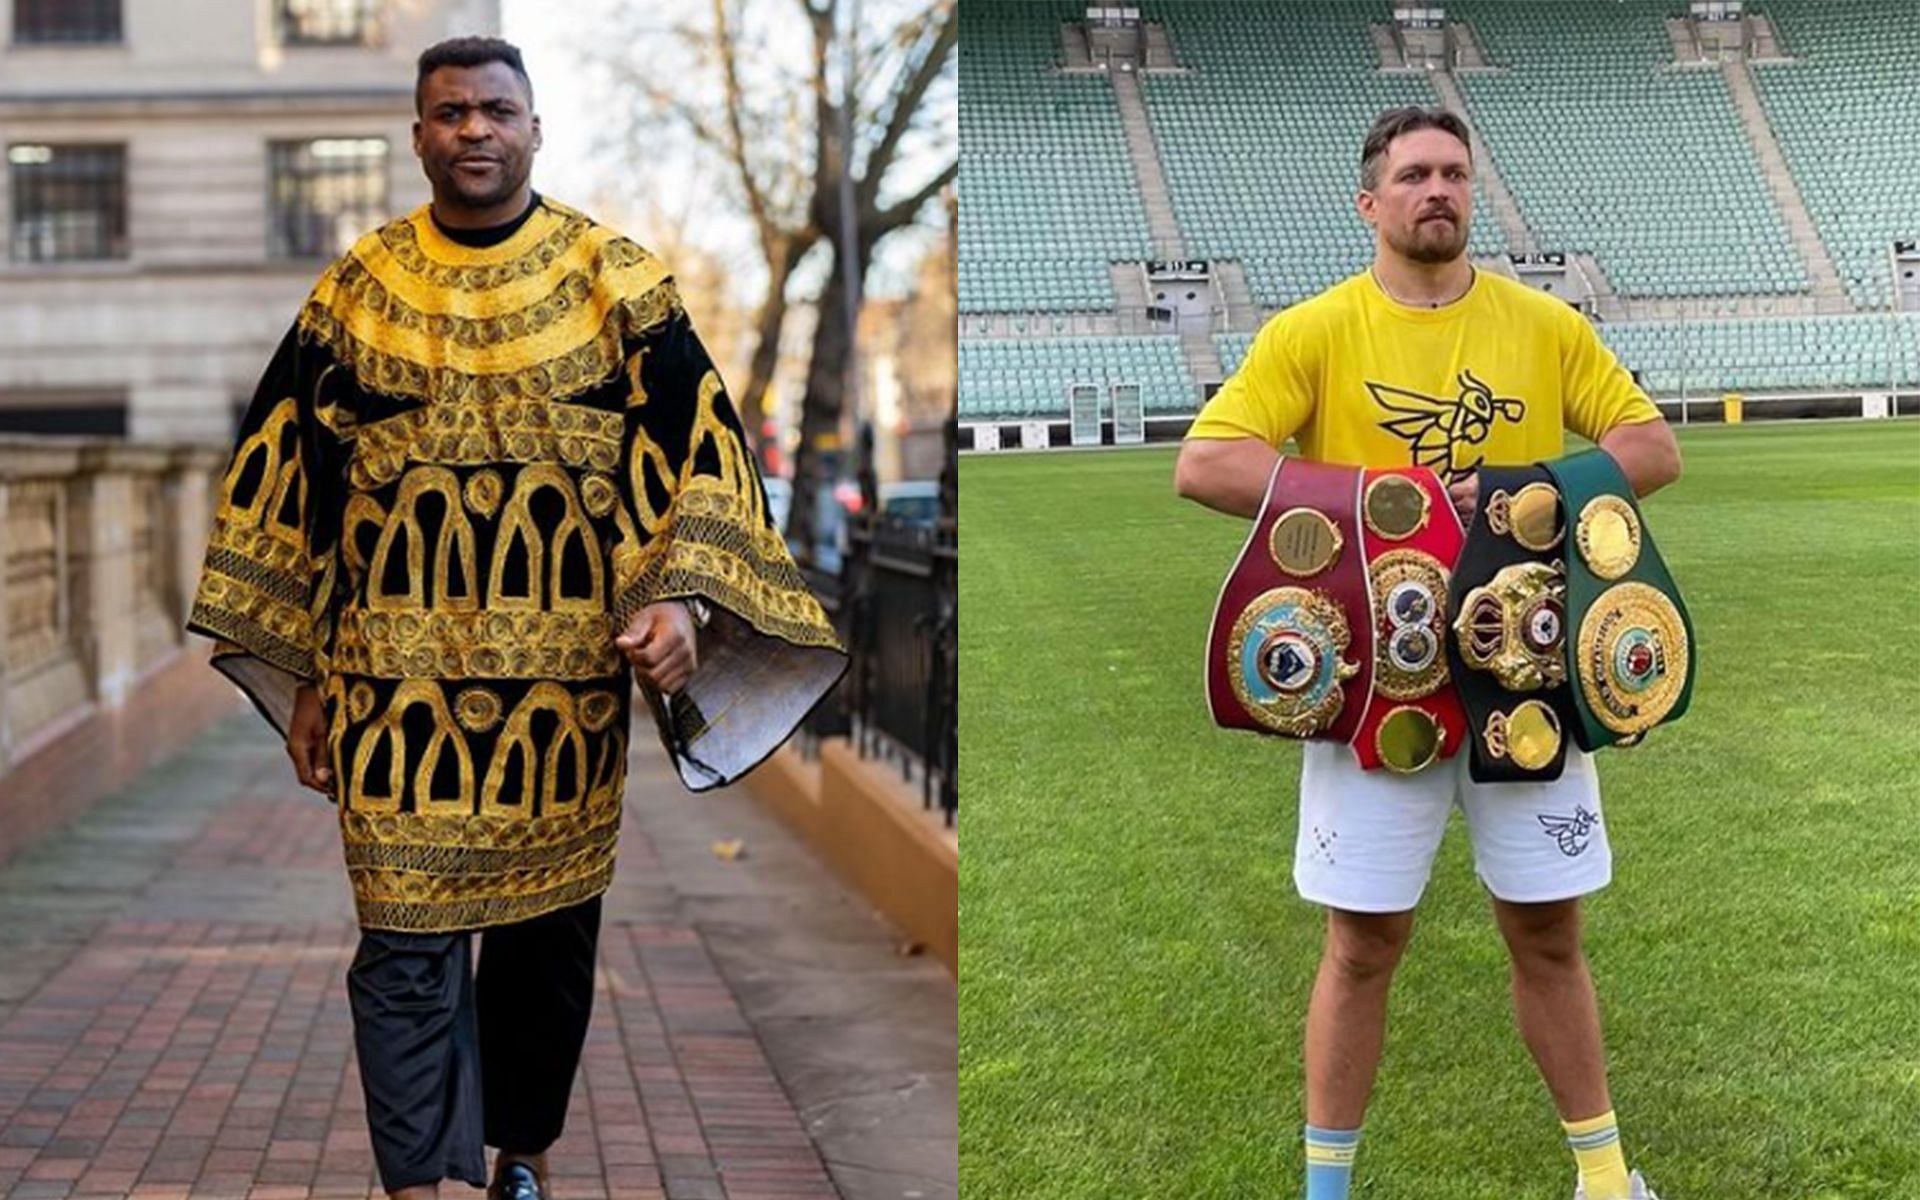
739, 741, 957, 979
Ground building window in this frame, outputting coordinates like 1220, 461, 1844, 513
12, 0, 122, 44
268, 138, 389, 259
8, 144, 128, 263
0, 396, 128, 436
277, 0, 384, 46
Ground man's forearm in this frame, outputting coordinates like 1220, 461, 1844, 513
1174, 437, 1281, 518
1597, 418, 1683, 499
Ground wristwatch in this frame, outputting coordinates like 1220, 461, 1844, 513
680, 596, 712, 631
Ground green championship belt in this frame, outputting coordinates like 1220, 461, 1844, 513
1544, 448, 1696, 751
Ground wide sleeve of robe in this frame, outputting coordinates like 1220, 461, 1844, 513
609, 277, 847, 790
185, 324, 353, 739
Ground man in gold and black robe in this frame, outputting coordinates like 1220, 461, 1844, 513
186, 37, 843, 1200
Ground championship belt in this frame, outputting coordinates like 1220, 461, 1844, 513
1348, 467, 1468, 774
1205, 459, 1372, 742
1447, 465, 1580, 782
1544, 448, 1696, 751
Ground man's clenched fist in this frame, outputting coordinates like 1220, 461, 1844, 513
616, 601, 699, 694
1447, 471, 1480, 526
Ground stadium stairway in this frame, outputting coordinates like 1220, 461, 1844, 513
1449, 0, 1807, 305
1110, 263, 1152, 323
1664, 16, 1701, 62
1427, 66, 1537, 256
1451, 18, 1494, 68
1749, 0, 1920, 311
1570, 252, 1627, 322
1721, 55, 1851, 311
1182, 330, 1225, 387
1748, 11, 1789, 60
1368, 21, 1408, 71
1143, 20, 1179, 70
1061, 20, 1092, 69
1215, 261, 1263, 332
1110, 68, 1188, 260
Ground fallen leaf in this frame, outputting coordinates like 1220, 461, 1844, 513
711, 839, 747, 861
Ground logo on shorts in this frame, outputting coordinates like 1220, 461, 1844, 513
1537, 805, 1600, 857
1308, 824, 1339, 866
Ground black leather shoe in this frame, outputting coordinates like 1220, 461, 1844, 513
487, 1160, 547, 1200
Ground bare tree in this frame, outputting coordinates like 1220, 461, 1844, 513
582, 0, 955, 556
786, 0, 957, 559
584, 2, 820, 443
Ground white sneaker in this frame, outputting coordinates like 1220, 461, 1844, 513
1573, 1170, 1660, 1200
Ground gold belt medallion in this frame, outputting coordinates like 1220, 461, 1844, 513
1483, 699, 1563, 771
1485, 481, 1564, 552
1576, 581, 1689, 736
1375, 705, 1445, 774
1575, 495, 1642, 580
1363, 474, 1431, 541
1370, 549, 1450, 701
1269, 507, 1344, 578
1227, 587, 1360, 736
1454, 561, 1567, 692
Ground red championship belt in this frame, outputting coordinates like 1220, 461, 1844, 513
1206, 458, 1373, 743
1349, 467, 1469, 773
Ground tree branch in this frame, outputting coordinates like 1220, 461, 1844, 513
860, 0, 955, 198
711, 0, 775, 241
868, 158, 957, 236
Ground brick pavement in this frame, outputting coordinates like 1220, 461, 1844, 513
0, 714, 951, 1200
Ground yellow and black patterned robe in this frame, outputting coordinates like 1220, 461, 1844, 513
187, 198, 844, 932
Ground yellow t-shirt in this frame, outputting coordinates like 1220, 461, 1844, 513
1187, 269, 1661, 481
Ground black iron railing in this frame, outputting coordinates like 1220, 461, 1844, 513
845, 516, 956, 824
796, 420, 958, 825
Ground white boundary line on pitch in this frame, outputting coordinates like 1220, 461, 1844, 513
957, 414, 1920, 456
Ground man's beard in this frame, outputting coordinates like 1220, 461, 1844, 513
431, 158, 527, 210
1389, 215, 1470, 264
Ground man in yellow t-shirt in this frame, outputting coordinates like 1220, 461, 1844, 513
1176, 107, 1681, 1200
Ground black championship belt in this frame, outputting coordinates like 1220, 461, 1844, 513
1447, 465, 1580, 782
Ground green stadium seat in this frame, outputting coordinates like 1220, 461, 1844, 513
960, 336, 1200, 418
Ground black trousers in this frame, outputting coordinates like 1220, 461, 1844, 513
346, 895, 603, 1192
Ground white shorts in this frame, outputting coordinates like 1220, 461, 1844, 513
1294, 740, 1611, 912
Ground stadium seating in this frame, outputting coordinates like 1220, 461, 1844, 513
1137, 1, 1508, 311
959, 337, 1196, 418
1218, 313, 1920, 396
1750, 0, 1920, 310
1596, 313, 1920, 394
960, 3, 1153, 313
1447, 0, 1805, 299
963, 2, 1917, 428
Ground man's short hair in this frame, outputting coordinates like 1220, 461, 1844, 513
1360, 106, 1471, 191
414, 36, 533, 114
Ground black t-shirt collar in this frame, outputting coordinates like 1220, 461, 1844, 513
428, 191, 543, 248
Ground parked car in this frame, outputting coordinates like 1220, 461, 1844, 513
783, 480, 852, 575
878, 480, 941, 527
762, 476, 792, 534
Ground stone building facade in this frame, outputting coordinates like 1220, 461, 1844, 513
0, 0, 500, 441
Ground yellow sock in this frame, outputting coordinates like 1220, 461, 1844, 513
1563, 1110, 1632, 1200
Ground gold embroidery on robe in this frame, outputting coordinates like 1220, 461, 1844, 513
188, 196, 844, 933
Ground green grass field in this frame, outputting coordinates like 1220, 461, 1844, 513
959, 419, 1920, 1200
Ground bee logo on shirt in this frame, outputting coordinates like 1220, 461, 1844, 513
1537, 804, 1600, 857
1368, 369, 1527, 484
